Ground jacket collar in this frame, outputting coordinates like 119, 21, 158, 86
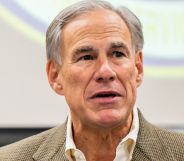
132, 110, 176, 161
33, 122, 68, 161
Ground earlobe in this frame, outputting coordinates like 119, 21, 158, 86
46, 61, 64, 95
135, 50, 144, 87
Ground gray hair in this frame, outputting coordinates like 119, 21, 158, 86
46, 0, 144, 64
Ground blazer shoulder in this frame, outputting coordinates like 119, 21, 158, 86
0, 124, 65, 161
138, 109, 184, 148
135, 110, 184, 160
155, 126, 184, 147
153, 125, 184, 159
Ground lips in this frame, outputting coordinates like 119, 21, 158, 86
90, 91, 121, 99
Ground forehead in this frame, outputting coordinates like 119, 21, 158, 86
61, 9, 132, 53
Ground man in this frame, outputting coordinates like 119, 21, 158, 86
0, 0, 183, 160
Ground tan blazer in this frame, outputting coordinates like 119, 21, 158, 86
0, 111, 184, 161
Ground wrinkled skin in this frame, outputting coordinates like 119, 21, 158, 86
47, 9, 143, 132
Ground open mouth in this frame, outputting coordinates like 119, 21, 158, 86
91, 91, 121, 99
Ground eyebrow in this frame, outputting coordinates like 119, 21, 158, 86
72, 46, 97, 61
72, 42, 130, 57
74, 46, 96, 55
110, 42, 130, 55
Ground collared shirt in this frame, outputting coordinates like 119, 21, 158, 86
65, 106, 139, 161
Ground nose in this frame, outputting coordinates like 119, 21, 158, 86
94, 60, 116, 83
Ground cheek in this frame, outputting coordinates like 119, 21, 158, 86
118, 63, 137, 96
126, 67, 138, 103
119, 62, 137, 82
62, 66, 87, 96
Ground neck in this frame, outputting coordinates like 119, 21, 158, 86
72, 114, 133, 161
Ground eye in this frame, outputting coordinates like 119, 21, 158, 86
78, 55, 94, 61
112, 51, 125, 58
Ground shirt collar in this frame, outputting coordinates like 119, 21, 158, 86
65, 112, 76, 160
121, 105, 139, 144
117, 106, 139, 159
65, 106, 139, 160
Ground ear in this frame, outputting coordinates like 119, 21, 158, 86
46, 61, 64, 95
135, 50, 144, 87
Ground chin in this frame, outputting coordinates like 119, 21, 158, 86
96, 110, 131, 128
95, 120, 123, 130
95, 115, 124, 128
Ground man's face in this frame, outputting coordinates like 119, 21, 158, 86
49, 9, 143, 129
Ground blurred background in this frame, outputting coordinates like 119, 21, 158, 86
0, 0, 183, 146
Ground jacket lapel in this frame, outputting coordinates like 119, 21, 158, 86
33, 122, 69, 161
132, 110, 176, 161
